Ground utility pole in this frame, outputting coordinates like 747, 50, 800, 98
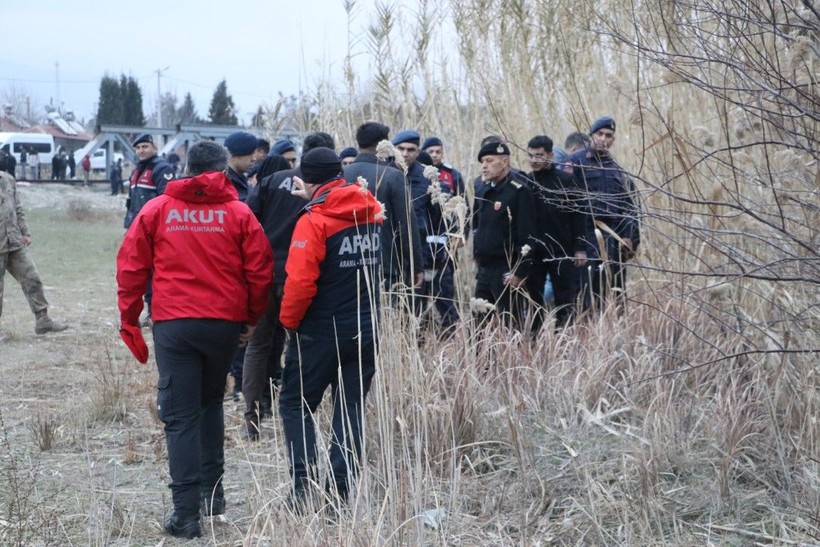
155, 66, 169, 128
55, 61, 61, 114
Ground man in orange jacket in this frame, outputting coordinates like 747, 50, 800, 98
279, 147, 383, 509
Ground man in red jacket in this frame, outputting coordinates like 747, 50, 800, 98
116, 141, 273, 539
279, 147, 383, 510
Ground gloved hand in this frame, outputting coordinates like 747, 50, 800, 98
119, 323, 149, 364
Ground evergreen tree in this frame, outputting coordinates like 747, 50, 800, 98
178, 92, 200, 124
208, 80, 238, 125
97, 75, 123, 124
122, 75, 146, 126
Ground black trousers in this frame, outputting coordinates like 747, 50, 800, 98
580, 236, 630, 314
242, 286, 286, 429
474, 263, 525, 330
279, 330, 376, 494
153, 318, 242, 516
525, 257, 583, 330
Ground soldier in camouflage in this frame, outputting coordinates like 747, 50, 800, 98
0, 171, 68, 335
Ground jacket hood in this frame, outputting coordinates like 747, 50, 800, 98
308, 178, 382, 223
164, 171, 239, 204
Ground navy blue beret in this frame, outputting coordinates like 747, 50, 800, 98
224, 132, 258, 156
339, 147, 358, 160
132, 133, 154, 147
422, 136, 442, 150
590, 116, 616, 134
391, 130, 421, 146
271, 139, 295, 155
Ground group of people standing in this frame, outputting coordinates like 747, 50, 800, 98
114, 115, 641, 539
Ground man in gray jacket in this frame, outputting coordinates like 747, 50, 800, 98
343, 122, 423, 289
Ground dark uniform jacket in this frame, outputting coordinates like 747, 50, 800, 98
571, 148, 640, 254
472, 171, 536, 278
525, 166, 588, 260
124, 155, 174, 228
344, 153, 423, 283
226, 167, 249, 201
436, 163, 465, 197
406, 161, 458, 268
245, 167, 306, 287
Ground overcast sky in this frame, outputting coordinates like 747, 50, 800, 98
1, 0, 370, 125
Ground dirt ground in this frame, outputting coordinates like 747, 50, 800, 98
0, 183, 290, 546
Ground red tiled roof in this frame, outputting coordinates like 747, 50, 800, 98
0, 118, 26, 132
26, 125, 91, 141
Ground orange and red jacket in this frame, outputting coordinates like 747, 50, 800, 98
280, 178, 383, 336
117, 171, 273, 327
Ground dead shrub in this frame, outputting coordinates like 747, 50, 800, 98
27, 412, 59, 452
66, 199, 93, 222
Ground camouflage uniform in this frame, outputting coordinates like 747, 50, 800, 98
0, 171, 65, 333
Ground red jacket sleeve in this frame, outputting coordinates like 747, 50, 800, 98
116, 208, 156, 326
279, 214, 326, 331
241, 211, 274, 325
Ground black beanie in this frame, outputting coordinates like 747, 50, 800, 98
300, 147, 342, 185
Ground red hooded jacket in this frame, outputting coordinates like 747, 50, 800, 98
280, 178, 383, 335
117, 171, 273, 326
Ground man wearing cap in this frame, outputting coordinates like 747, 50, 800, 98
224, 131, 258, 201
344, 122, 423, 291
240, 132, 334, 439
124, 134, 175, 326
472, 141, 536, 329
222, 131, 261, 400
422, 136, 466, 197
394, 131, 460, 330
271, 139, 297, 167
124, 134, 175, 229
571, 116, 641, 312
278, 147, 382, 508
524, 135, 588, 330
116, 140, 272, 538
339, 147, 358, 167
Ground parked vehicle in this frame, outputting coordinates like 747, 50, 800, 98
73, 149, 125, 172
0, 132, 56, 165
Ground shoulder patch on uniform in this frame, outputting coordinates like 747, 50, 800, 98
510, 180, 522, 189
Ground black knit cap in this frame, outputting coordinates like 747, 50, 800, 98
477, 141, 510, 162
300, 147, 342, 185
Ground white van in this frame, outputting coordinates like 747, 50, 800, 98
0, 132, 56, 165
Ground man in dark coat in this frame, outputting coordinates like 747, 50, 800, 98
344, 122, 423, 291
571, 116, 641, 313
524, 135, 589, 329
239, 133, 334, 438
472, 142, 536, 330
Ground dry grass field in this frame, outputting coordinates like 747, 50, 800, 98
1, 0, 818, 544
0, 179, 816, 546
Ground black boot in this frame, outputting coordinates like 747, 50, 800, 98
201, 483, 225, 517
164, 512, 202, 539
